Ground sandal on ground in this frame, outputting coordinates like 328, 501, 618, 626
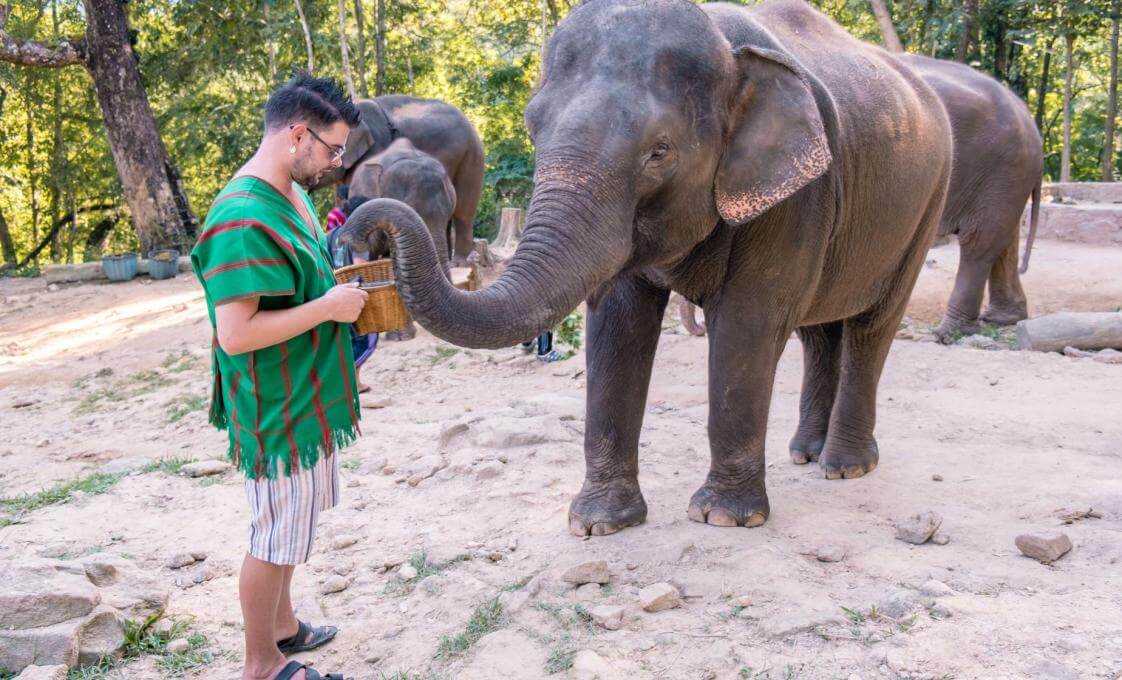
275, 660, 348, 680
277, 620, 337, 655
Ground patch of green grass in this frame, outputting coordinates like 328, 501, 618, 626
434, 597, 504, 659
140, 457, 195, 476
739, 667, 772, 679
341, 458, 361, 471
544, 641, 576, 674
384, 552, 443, 596
165, 393, 207, 423
71, 614, 217, 679
156, 632, 215, 677
557, 311, 583, 351
74, 368, 175, 415
429, 346, 460, 366
162, 350, 200, 373
841, 605, 866, 624
1, 472, 126, 525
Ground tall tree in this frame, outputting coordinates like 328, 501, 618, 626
1104, 0, 1120, 181
870, 0, 904, 52
353, 0, 369, 97
375, 0, 384, 96
1060, 30, 1074, 182
1, 0, 196, 252
338, 0, 356, 98
294, 0, 315, 73
1034, 34, 1055, 131
955, 0, 977, 62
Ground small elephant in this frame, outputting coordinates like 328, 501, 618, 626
679, 55, 1044, 342
348, 137, 457, 275
899, 54, 1042, 341
310, 96, 483, 266
343, 0, 952, 535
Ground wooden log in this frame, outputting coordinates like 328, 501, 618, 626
1015, 312, 1122, 352
493, 207, 524, 249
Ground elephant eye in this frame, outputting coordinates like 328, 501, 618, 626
651, 143, 670, 159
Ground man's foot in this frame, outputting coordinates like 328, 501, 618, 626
276, 620, 338, 655
356, 380, 371, 394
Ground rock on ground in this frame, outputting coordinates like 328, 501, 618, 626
180, 460, 228, 477
638, 582, 681, 612
590, 604, 624, 630
894, 511, 943, 545
14, 666, 68, 680
1015, 532, 1074, 563
561, 560, 610, 585
572, 649, 615, 679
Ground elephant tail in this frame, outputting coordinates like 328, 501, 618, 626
1020, 176, 1041, 274
678, 297, 708, 337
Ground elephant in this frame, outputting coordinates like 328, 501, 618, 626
348, 137, 457, 274
311, 95, 484, 266
338, 0, 952, 535
679, 56, 1043, 340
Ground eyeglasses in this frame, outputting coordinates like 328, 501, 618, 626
292, 125, 346, 161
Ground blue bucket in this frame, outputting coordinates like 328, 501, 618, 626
102, 253, 138, 282
148, 249, 180, 280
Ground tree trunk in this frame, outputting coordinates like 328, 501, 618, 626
917, 0, 935, 53
375, 0, 384, 96
1034, 34, 1055, 132
954, 0, 977, 63
337, 0, 356, 98
82, 0, 196, 252
1103, 2, 1120, 182
870, 0, 904, 52
1061, 32, 1074, 183
1015, 312, 1122, 352
407, 55, 414, 95
992, 19, 1007, 81
24, 81, 39, 265
294, 0, 314, 73
83, 212, 118, 260
353, 0, 368, 97
264, 0, 276, 81
49, 0, 63, 263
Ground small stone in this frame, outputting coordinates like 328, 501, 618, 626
561, 560, 610, 585
180, 460, 228, 477
625, 562, 638, 571
363, 649, 383, 664
332, 535, 359, 550
153, 618, 175, 636
1015, 531, 1073, 563
573, 583, 601, 600
474, 461, 504, 480
876, 588, 921, 619
47, 283, 60, 292
732, 595, 753, 608
166, 638, 190, 655
589, 604, 625, 630
165, 553, 197, 569
932, 474, 944, 482
815, 545, 846, 563
320, 575, 349, 594
381, 465, 395, 475
397, 564, 418, 581
893, 511, 942, 545
190, 565, 215, 584
1092, 348, 1122, 364
571, 649, 614, 678
189, 551, 208, 562
14, 666, 68, 680
931, 532, 951, 545
1063, 345, 1094, 358
639, 582, 681, 612
99, 456, 155, 476
360, 395, 392, 409
920, 580, 955, 597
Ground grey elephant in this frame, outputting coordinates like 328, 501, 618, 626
312, 96, 484, 265
348, 137, 457, 273
680, 55, 1044, 342
340, 0, 952, 534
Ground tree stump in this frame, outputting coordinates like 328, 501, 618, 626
1015, 312, 1122, 352
493, 207, 524, 249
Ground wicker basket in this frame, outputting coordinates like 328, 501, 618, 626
333, 259, 410, 334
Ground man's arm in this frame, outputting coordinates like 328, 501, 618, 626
215, 282, 368, 355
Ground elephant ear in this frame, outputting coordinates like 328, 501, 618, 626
354, 161, 385, 198
714, 45, 832, 226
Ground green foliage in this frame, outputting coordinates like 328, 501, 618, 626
1, 472, 126, 526
434, 597, 505, 658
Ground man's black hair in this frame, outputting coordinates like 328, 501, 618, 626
264, 72, 361, 132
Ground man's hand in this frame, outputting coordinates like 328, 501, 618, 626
321, 282, 368, 323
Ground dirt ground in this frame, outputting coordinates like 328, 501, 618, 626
1, 238, 1120, 680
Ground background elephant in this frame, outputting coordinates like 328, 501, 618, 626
312, 95, 483, 265
680, 56, 1043, 340
340, 0, 951, 535
348, 137, 457, 274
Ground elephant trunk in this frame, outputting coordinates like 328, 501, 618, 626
338, 164, 631, 348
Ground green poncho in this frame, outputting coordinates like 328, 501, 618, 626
190, 175, 361, 479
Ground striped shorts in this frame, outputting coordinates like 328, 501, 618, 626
244, 454, 341, 565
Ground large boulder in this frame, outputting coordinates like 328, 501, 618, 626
0, 560, 101, 630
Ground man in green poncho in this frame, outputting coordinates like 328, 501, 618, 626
191, 74, 367, 680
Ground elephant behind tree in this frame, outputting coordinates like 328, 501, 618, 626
347, 137, 457, 274
679, 56, 1043, 339
339, 0, 952, 535
312, 95, 484, 266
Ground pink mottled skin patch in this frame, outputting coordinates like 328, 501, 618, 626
717, 137, 831, 224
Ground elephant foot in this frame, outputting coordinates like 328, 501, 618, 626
819, 438, 879, 480
980, 305, 1027, 327
686, 478, 769, 528
568, 478, 647, 537
933, 317, 980, 344
788, 432, 826, 465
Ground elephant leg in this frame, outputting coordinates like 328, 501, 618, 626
568, 275, 669, 537
934, 241, 990, 342
818, 284, 915, 479
981, 229, 1028, 326
789, 321, 843, 465
450, 161, 484, 266
687, 299, 789, 528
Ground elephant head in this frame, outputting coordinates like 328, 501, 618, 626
348, 138, 457, 273
309, 99, 398, 190
337, 0, 831, 348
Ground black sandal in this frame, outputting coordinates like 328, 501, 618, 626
275, 660, 348, 680
277, 620, 338, 655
